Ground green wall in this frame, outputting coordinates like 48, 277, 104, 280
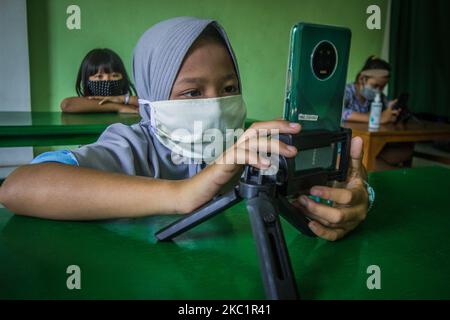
27, 0, 388, 121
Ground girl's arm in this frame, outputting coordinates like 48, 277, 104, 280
89, 95, 140, 108
346, 108, 401, 124
60, 97, 138, 113
346, 112, 370, 123
0, 163, 188, 220
127, 96, 139, 107
0, 120, 300, 221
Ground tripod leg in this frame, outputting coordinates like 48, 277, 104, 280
246, 194, 299, 300
156, 189, 241, 241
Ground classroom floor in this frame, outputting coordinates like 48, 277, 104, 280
412, 142, 450, 169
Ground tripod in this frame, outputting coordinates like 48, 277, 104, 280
155, 129, 352, 300
156, 166, 323, 300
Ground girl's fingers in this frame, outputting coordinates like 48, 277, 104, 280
219, 147, 271, 169
349, 136, 364, 174
291, 200, 334, 227
306, 210, 360, 229
248, 120, 301, 135
293, 198, 362, 240
388, 99, 398, 109
308, 221, 347, 241
309, 184, 366, 207
237, 120, 301, 150
293, 198, 364, 230
119, 107, 139, 114
217, 119, 303, 171
309, 186, 354, 205
298, 195, 357, 225
237, 135, 297, 158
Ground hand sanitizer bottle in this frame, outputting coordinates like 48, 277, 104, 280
369, 92, 382, 129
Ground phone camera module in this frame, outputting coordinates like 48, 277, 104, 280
311, 41, 337, 81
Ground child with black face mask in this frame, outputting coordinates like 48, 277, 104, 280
60, 48, 139, 114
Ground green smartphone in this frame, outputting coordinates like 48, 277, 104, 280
283, 23, 351, 172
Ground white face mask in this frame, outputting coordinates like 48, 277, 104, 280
139, 95, 247, 162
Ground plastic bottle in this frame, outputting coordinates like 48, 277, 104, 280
369, 92, 382, 129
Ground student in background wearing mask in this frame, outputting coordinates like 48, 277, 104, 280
61, 48, 139, 114
342, 56, 399, 124
342, 56, 414, 171
0, 17, 370, 242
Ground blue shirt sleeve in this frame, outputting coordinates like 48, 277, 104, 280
341, 84, 354, 121
31, 150, 79, 166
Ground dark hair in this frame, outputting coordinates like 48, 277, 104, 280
75, 48, 136, 96
196, 24, 228, 46
355, 55, 391, 82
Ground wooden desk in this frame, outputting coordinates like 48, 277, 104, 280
343, 120, 450, 171
0, 112, 141, 147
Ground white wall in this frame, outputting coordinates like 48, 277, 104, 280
0, 0, 33, 178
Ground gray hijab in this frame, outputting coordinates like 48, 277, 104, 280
71, 17, 241, 180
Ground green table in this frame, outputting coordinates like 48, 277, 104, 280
0, 112, 256, 148
1, 166, 449, 299
0, 112, 142, 147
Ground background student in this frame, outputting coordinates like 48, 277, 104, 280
61, 48, 139, 114
342, 56, 415, 170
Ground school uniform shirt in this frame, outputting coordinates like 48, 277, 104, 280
341, 83, 389, 121
31, 123, 204, 179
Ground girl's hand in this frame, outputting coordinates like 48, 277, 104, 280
387, 99, 398, 110
293, 137, 369, 241
118, 105, 139, 114
381, 99, 400, 124
214, 120, 301, 176
177, 120, 301, 214
88, 96, 139, 113
88, 95, 125, 105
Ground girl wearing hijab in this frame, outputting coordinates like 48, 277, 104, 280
342, 56, 414, 170
0, 17, 370, 241
61, 48, 139, 114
